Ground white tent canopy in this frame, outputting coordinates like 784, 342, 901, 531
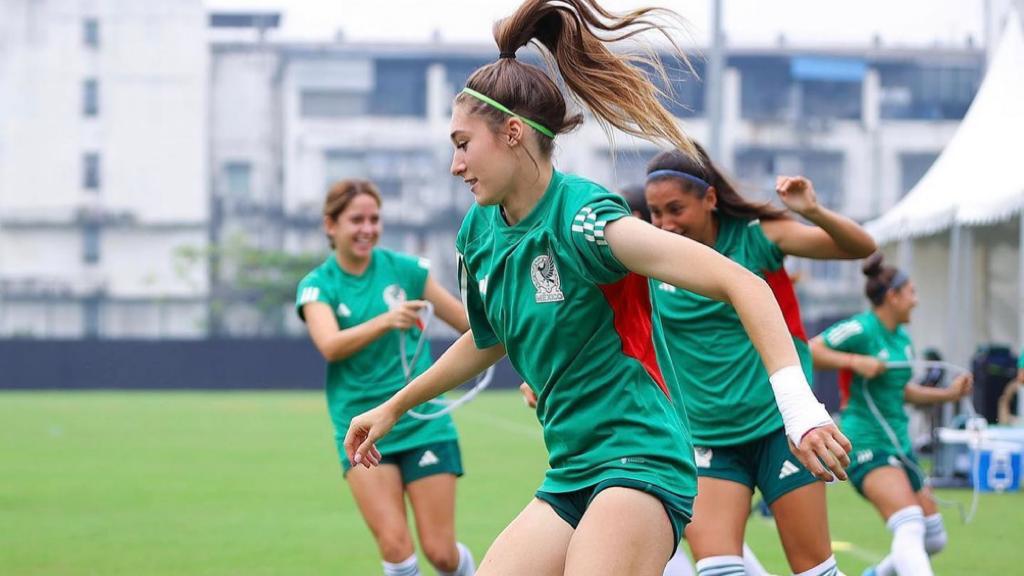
866, 12, 1024, 242
865, 12, 1024, 370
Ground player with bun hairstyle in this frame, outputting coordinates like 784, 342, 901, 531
812, 253, 973, 576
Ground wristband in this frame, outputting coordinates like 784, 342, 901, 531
769, 365, 834, 446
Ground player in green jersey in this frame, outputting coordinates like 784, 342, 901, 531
812, 253, 973, 576
344, 2, 851, 575
296, 180, 476, 576
639, 144, 876, 576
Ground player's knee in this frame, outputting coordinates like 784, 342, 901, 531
373, 527, 415, 562
421, 538, 459, 572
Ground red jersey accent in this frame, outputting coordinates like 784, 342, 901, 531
599, 273, 671, 399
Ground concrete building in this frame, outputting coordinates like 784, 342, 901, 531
0, 3, 989, 338
0, 0, 209, 338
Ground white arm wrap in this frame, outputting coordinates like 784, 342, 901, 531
769, 365, 834, 446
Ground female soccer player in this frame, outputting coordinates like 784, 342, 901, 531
811, 254, 972, 576
345, 2, 850, 575
641, 145, 876, 576
296, 179, 476, 576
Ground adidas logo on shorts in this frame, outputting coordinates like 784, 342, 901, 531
778, 460, 800, 480
418, 450, 440, 467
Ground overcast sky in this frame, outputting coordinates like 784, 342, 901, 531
205, 0, 1017, 49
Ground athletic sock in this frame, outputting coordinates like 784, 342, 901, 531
383, 553, 421, 576
793, 554, 838, 576
887, 505, 932, 576
923, 513, 947, 555
696, 555, 746, 576
437, 542, 475, 576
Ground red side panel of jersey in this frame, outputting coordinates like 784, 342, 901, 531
838, 369, 853, 409
762, 268, 808, 343
598, 273, 671, 400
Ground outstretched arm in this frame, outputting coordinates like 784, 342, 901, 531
605, 216, 851, 481
764, 176, 876, 259
344, 332, 505, 467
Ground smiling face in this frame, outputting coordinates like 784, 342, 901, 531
324, 193, 381, 261
645, 178, 719, 246
449, 102, 522, 207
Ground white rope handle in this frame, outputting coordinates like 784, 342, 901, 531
395, 300, 494, 421
868, 359, 982, 523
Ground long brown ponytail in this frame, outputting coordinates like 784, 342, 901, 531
455, 0, 699, 158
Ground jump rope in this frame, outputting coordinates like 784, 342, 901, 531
395, 301, 494, 420
862, 359, 985, 523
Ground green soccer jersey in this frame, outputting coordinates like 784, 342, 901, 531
456, 169, 697, 497
295, 248, 457, 455
652, 215, 813, 446
821, 311, 915, 453
1018, 346, 1023, 370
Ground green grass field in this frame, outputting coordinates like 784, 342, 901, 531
2, 390, 1020, 575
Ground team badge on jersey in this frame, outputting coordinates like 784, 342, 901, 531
382, 284, 407, 310
530, 254, 564, 303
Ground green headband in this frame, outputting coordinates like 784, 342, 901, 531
461, 87, 556, 139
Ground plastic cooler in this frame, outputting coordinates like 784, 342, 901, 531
973, 441, 1022, 492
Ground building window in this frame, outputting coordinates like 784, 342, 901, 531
878, 62, 982, 120
83, 18, 100, 49
83, 296, 102, 338
83, 153, 101, 191
371, 59, 427, 117
300, 90, 368, 118
83, 224, 101, 264
83, 79, 99, 117
223, 162, 252, 201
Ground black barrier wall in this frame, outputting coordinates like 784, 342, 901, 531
0, 338, 523, 391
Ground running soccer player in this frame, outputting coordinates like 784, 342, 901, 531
344, 2, 850, 575
812, 253, 973, 576
296, 179, 476, 576
642, 144, 876, 576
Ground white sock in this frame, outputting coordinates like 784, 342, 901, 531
696, 555, 746, 576
874, 512, 946, 575
793, 554, 838, 576
923, 514, 947, 555
887, 506, 932, 576
872, 556, 896, 576
437, 542, 475, 576
383, 553, 421, 576
663, 546, 695, 576
742, 542, 770, 576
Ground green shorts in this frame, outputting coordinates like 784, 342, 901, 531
340, 439, 463, 485
535, 478, 693, 552
848, 448, 924, 497
693, 427, 818, 505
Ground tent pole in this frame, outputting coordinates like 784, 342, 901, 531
944, 225, 962, 427
898, 236, 914, 276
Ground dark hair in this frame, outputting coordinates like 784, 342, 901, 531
323, 179, 382, 248
646, 143, 787, 222
454, 0, 699, 158
862, 252, 907, 307
620, 183, 650, 222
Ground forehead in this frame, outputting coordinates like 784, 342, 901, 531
645, 179, 692, 202
343, 194, 380, 213
449, 101, 488, 136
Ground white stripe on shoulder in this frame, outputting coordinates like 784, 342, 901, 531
826, 320, 864, 346
747, 218, 762, 227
